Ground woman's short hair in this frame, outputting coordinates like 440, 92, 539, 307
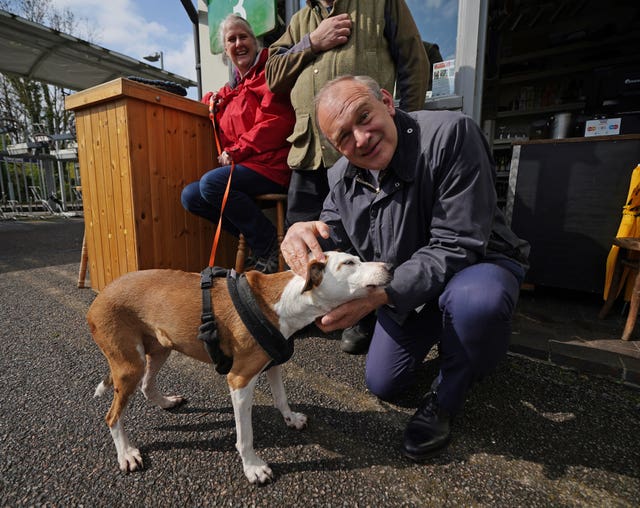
218, 14, 261, 66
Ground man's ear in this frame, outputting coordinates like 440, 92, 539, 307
381, 88, 396, 116
301, 260, 326, 293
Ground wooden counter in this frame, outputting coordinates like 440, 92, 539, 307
507, 134, 640, 293
66, 78, 237, 291
512, 134, 640, 145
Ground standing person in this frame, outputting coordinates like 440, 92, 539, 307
182, 14, 295, 274
280, 75, 530, 460
266, 0, 429, 349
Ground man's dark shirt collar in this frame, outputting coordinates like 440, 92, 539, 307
309, 0, 332, 11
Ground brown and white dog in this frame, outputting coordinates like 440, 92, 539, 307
88, 251, 391, 484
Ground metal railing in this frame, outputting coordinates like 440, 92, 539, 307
1, 132, 82, 219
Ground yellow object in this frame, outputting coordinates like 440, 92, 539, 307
603, 164, 640, 300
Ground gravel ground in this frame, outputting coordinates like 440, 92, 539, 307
1, 218, 639, 507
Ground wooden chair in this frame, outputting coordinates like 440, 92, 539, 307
599, 237, 640, 340
234, 193, 287, 273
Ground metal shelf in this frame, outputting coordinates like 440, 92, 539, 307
499, 32, 640, 66
495, 102, 586, 119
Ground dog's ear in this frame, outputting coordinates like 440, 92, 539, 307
301, 260, 326, 293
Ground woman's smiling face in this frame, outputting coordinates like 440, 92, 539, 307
223, 24, 258, 75
317, 80, 398, 171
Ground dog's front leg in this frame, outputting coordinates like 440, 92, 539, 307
109, 420, 143, 472
266, 365, 307, 430
229, 375, 273, 484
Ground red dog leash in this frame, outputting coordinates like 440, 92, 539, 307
195, 95, 237, 375
207, 95, 235, 268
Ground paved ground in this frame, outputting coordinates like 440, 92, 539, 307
1, 217, 639, 507
512, 282, 640, 386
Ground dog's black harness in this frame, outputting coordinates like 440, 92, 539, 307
198, 267, 233, 374
198, 267, 293, 375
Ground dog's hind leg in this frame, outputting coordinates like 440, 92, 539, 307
140, 346, 184, 409
104, 345, 146, 472
229, 373, 274, 484
265, 365, 307, 430
94, 373, 113, 398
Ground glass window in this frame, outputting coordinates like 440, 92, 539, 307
406, 0, 458, 61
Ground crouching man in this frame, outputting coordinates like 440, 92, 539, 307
280, 75, 530, 460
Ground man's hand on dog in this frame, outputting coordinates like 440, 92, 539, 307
316, 287, 388, 332
281, 221, 331, 276
282, 221, 390, 331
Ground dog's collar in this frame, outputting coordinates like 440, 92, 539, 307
227, 270, 294, 366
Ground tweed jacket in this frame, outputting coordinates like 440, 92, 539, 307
266, 0, 428, 171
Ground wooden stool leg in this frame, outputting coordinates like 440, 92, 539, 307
622, 268, 640, 340
235, 234, 247, 273
275, 200, 285, 271
599, 252, 627, 319
77, 233, 88, 288
236, 194, 287, 273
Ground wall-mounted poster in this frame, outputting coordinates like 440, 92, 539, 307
207, 0, 277, 54
431, 59, 455, 97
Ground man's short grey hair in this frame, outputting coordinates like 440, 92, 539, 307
314, 75, 384, 114
218, 13, 262, 66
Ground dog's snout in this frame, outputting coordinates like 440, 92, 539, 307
368, 262, 393, 287
379, 262, 393, 279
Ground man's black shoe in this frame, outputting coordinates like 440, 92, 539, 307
402, 391, 451, 461
340, 312, 376, 355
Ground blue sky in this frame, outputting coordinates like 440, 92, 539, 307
406, 0, 458, 61
45, 0, 459, 99
49, 0, 198, 87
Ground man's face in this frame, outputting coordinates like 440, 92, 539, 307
317, 82, 398, 171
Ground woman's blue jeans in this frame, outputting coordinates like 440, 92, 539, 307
181, 164, 285, 257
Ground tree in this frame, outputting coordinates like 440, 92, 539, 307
0, 0, 100, 209
0, 0, 97, 140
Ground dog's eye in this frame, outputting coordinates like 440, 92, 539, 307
342, 260, 355, 266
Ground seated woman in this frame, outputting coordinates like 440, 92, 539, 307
182, 14, 295, 273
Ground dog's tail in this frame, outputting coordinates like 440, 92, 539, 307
94, 373, 113, 398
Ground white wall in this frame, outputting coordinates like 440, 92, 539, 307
454, 0, 487, 123
198, 0, 229, 94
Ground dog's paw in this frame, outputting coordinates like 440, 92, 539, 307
244, 462, 274, 485
117, 447, 143, 472
284, 411, 307, 430
158, 394, 184, 409
94, 381, 110, 398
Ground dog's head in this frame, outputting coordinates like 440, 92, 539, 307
302, 251, 392, 305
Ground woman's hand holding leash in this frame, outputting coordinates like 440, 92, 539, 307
217, 151, 233, 165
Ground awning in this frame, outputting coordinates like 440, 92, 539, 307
0, 9, 196, 92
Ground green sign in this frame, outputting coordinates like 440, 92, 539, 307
207, 0, 278, 54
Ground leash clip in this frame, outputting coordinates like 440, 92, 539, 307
200, 266, 213, 290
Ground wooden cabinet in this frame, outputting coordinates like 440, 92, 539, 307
66, 78, 237, 291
